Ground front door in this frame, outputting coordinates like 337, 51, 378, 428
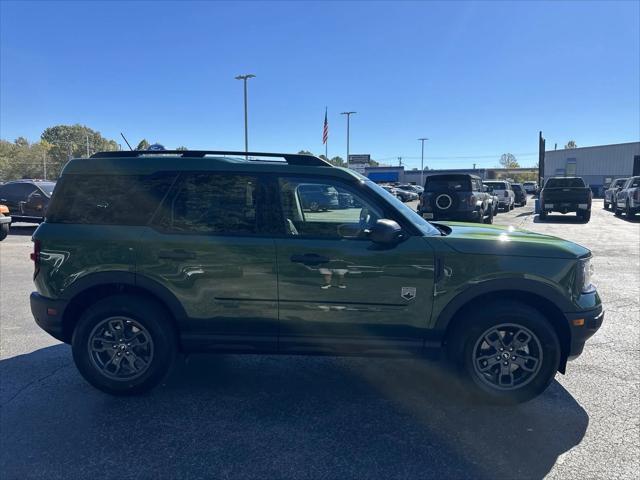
137, 172, 279, 351
274, 176, 435, 354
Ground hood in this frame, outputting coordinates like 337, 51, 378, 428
437, 222, 590, 259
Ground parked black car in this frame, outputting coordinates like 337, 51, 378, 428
511, 183, 527, 206
419, 174, 493, 223
0, 180, 56, 223
604, 178, 627, 210
539, 177, 592, 222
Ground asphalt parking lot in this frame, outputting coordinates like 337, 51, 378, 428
1, 198, 638, 480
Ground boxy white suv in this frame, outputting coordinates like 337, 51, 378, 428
483, 181, 515, 211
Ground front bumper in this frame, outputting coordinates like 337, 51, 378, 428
565, 305, 604, 360
30, 292, 69, 343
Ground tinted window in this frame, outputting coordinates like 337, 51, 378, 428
630, 177, 640, 188
545, 178, 586, 188
47, 174, 176, 225
37, 182, 56, 196
484, 182, 507, 190
0, 183, 37, 200
156, 173, 259, 235
512, 184, 523, 192
425, 175, 471, 191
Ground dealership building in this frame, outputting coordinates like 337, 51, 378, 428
543, 142, 640, 194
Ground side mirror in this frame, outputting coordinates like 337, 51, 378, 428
368, 219, 403, 244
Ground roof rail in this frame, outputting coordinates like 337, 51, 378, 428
90, 150, 332, 167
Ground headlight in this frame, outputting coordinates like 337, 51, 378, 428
579, 258, 596, 293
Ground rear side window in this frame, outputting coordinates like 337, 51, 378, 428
154, 173, 259, 235
47, 173, 176, 225
545, 178, 586, 188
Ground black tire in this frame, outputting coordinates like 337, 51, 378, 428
539, 209, 547, 220
484, 206, 494, 224
579, 210, 591, 222
72, 294, 177, 395
626, 202, 632, 218
447, 301, 560, 404
475, 208, 485, 223
604, 200, 609, 210
0, 223, 8, 241
614, 205, 622, 217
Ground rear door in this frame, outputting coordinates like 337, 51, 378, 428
274, 176, 435, 354
137, 172, 279, 351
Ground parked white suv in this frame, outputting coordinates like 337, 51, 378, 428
483, 181, 515, 211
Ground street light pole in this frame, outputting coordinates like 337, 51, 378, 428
235, 74, 256, 158
340, 111, 356, 168
418, 138, 428, 186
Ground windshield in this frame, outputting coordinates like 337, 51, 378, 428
37, 182, 56, 195
485, 182, 507, 190
365, 180, 440, 236
545, 178, 586, 188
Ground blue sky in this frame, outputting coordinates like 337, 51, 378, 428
1, 1, 638, 169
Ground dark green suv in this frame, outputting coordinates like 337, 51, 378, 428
30, 150, 603, 403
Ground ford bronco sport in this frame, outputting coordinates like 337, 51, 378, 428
31, 150, 603, 403
418, 174, 494, 224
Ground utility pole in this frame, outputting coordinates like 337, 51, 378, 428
398, 156, 403, 166
418, 138, 428, 186
340, 111, 356, 168
86, 133, 90, 157
43, 152, 47, 180
235, 74, 256, 158
473, 163, 476, 170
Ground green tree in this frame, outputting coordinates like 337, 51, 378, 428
498, 153, 520, 169
565, 140, 577, 149
41, 124, 118, 178
175, 146, 188, 151
297, 150, 313, 155
329, 156, 345, 167
0, 138, 52, 181
136, 139, 150, 150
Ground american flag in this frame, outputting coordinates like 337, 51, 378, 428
322, 108, 329, 144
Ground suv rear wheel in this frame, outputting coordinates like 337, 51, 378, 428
447, 301, 560, 404
72, 294, 177, 395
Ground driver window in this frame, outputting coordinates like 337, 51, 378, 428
278, 178, 382, 239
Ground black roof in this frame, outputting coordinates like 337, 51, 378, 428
90, 150, 331, 167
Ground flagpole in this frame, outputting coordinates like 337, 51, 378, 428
325, 107, 328, 160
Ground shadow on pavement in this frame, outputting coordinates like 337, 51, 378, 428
534, 214, 587, 224
1, 345, 589, 479
6, 223, 38, 236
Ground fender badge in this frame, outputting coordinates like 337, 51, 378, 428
401, 287, 416, 301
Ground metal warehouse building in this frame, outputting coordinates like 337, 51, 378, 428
543, 142, 640, 195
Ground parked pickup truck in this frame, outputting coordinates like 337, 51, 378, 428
539, 177, 592, 222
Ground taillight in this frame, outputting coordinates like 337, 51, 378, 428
31, 239, 41, 277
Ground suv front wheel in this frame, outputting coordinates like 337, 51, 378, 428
448, 301, 560, 404
72, 294, 177, 395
